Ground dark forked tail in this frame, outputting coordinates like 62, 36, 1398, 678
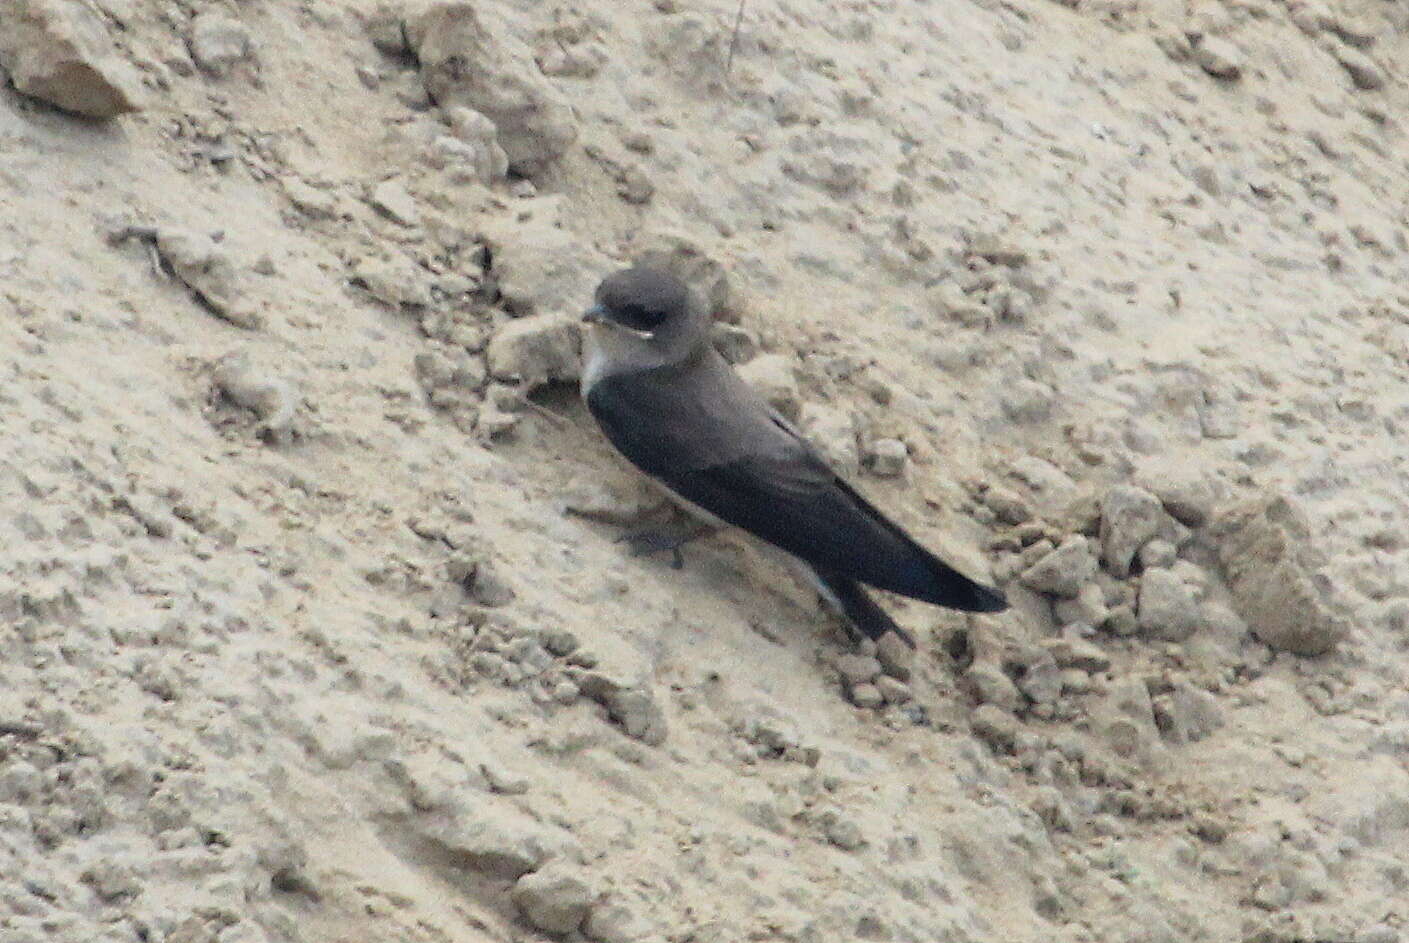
813, 568, 917, 649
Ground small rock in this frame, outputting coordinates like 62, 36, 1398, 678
445, 106, 509, 183
350, 253, 431, 308
1053, 582, 1108, 627
1100, 485, 1169, 578
1020, 536, 1099, 598
980, 486, 1032, 525
875, 676, 911, 705
616, 164, 655, 204
875, 632, 913, 681
577, 673, 667, 745
864, 438, 909, 477
485, 314, 582, 389
847, 683, 884, 709
966, 663, 1023, 712
156, 228, 261, 329
1192, 37, 1243, 79
0, 0, 145, 117
1334, 47, 1386, 90
366, 12, 411, 57
584, 902, 652, 943
1103, 603, 1138, 637
369, 179, 420, 227
511, 862, 594, 935
189, 11, 254, 76
1097, 676, 1158, 759
1000, 379, 1056, 424
1010, 647, 1062, 705
1152, 681, 1223, 744
1212, 493, 1348, 655
971, 704, 1021, 753
834, 654, 881, 686
929, 282, 991, 326
81, 856, 140, 901
469, 559, 516, 607
824, 816, 865, 850
1041, 636, 1111, 673
735, 354, 802, 422
1138, 568, 1200, 641
211, 352, 299, 441
487, 216, 606, 318
407, 2, 577, 175
1136, 463, 1219, 527
281, 178, 339, 219
799, 403, 859, 473
1138, 539, 1178, 570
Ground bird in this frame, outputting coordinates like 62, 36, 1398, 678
579, 264, 1007, 647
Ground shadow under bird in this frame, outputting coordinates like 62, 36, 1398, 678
580, 265, 1007, 647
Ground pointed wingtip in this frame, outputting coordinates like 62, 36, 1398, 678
968, 582, 1009, 613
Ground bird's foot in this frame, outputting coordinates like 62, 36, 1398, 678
615, 525, 712, 569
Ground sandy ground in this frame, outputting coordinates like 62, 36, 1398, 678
1, 0, 1408, 941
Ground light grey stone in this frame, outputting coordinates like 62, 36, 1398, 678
1138, 568, 1200, 642
1100, 485, 1168, 578
485, 314, 582, 389
1020, 536, 1098, 598
512, 862, 594, 935
735, 354, 801, 422
0, 0, 144, 117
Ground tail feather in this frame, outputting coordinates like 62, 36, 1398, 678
813, 568, 916, 649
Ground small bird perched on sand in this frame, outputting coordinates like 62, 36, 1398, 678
580, 265, 1006, 647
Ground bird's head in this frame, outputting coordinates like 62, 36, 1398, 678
583, 266, 703, 348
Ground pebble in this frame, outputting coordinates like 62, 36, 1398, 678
1152, 681, 1223, 744
469, 560, 517, 608
211, 352, 299, 441
1041, 636, 1111, 673
584, 903, 653, 943
1020, 536, 1098, 598
1104, 603, 1138, 637
848, 683, 884, 710
1137, 568, 1200, 642
511, 862, 594, 935
1192, 37, 1243, 79
0, 0, 145, 117
1099, 485, 1170, 578
155, 228, 262, 329
1010, 647, 1062, 705
1212, 493, 1347, 655
1053, 582, 1108, 627
445, 107, 510, 183
875, 676, 911, 705
863, 438, 909, 477
875, 632, 913, 681
834, 654, 882, 686
799, 404, 859, 473
971, 705, 1021, 753
368, 179, 421, 227
1137, 539, 1178, 570
350, 253, 431, 308
407, 2, 577, 175
824, 815, 865, 850
189, 11, 254, 76
487, 214, 606, 318
966, 663, 1023, 712
485, 314, 582, 389
576, 673, 667, 745
980, 486, 1033, 525
735, 354, 802, 422
1333, 47, 1386, 91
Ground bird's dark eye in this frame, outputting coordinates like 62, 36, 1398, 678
617, 303, 665, 331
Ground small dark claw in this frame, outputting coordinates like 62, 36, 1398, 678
614, 526, 710, 566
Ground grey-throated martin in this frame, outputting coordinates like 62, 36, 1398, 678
580, 265, 1006, 646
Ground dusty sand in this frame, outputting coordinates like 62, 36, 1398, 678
1, 0, 1407, 941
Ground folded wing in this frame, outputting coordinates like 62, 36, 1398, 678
586, 356, 1006, 613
